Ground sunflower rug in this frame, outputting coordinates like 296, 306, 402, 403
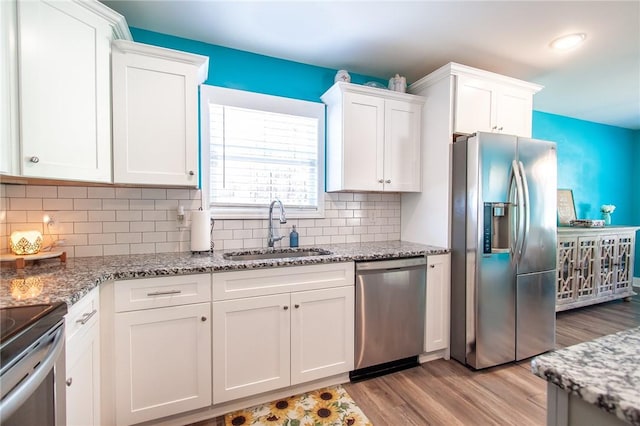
224, 385, 372, 426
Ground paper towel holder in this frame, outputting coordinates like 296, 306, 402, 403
190, 208, 215, 254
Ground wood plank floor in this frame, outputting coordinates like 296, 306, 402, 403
191, 294, 639, 426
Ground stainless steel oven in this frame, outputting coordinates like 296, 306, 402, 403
0, 302, 67, 426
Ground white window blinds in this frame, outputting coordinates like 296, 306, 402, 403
209, 105, 319, 208
200, 85, 325, 219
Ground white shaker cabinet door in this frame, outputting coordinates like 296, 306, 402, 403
290, 286, 354, 385
212, 293, 291, 404
495, 87, 534, 138
384, 99, 422, 192
342, 91, 385, 191
114, 302, 212, 426
425, 253, 451, 353
112, 41, 207, 186
454, 75, 494, 135
18, 0, 112, 182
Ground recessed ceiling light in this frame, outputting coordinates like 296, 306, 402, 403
550, 33, 586, 50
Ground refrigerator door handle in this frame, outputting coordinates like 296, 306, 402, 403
518, 161, 530, 260
510, 160, 525, 264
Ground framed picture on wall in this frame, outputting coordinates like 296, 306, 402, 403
557, 189, 577, 225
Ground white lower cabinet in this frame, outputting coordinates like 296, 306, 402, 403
65, 288, 100, 426
110, 274, 212, 426
424, 253, 451, 353
212, 263, 355, 404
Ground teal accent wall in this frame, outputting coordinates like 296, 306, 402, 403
131, 28, 640, 279
130, 28, 387, 102
532, 111, 640, 278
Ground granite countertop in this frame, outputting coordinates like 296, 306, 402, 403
0, 241, 448, 308
531, 327, 640, 425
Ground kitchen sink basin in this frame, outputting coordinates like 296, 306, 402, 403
223, 248, 332, 261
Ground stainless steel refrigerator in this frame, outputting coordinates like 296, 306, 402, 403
451, 132, 557, 369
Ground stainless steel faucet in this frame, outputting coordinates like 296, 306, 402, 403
268, 199, 287, 247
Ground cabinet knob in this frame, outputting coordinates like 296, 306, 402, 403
201, 316, 207, 322
385, 179, 391, 184
283, 306, 289, 310
492, 126, 498, 131
188, 170, 195, 176
30, 156, 40, 163
378, 179, 384, 183
498, 126, 504, 131
429, 264, 435, 268
66, 378, 72, 387
294, 304, 300, 309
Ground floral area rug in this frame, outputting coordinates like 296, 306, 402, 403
224, 385, 372, 426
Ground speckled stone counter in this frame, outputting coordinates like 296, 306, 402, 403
0, 241, 448, 308
531, 327, 640, 425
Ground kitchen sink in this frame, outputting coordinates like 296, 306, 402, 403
223, 248, 332, 261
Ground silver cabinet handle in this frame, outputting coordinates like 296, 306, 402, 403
498, 126, 504, 131
66, 378, 72, 387
188, 170, 195, 176
429, 264, 435, 268
385, 179, 391, 184
76, 309, 97, 325
146, 290, 182, 296
201, 316, 207, 322
283, 306, 289, 310
294, 304, 300, 309
30, 156, 40, 163
378, 179, 384, 183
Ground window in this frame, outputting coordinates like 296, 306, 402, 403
200, 85, 325, 219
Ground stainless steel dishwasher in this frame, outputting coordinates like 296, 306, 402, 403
351, 257, 426, 380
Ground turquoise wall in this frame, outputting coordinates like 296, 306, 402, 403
130, 28, 387, 102
532, 111, 640, 278
132, 28, 640, 279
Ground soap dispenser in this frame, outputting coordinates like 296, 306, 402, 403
289, 225, 299, 248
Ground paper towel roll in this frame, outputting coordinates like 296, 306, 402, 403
190, 210, 211, 252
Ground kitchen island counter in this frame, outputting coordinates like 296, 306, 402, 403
531, 326, 640, 425
0, 240, 447, 308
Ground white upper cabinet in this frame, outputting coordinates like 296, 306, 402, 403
111, 40, 208, 186
16, 0, 128, 182
322, 82, 424, 192
0, 1, 19, 176
452, 66, 541, 138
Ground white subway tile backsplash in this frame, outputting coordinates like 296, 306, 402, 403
10, 198, 43, 210
88, 187, 115, 199
1, 185, 401, 257
43, 198, 73, 210
58, 186, 87, 199
74, 199, 102, 211
26, 185, 57, 198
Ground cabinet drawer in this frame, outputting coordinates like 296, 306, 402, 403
212, 262, 354, 301
115, 274, 211, 312
66, 287, 100, 343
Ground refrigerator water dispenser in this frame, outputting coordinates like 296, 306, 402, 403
483, 202, 512, 254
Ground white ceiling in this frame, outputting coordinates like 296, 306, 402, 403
102, 0, 640, 130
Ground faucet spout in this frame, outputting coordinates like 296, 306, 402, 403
268, 199, 287, 248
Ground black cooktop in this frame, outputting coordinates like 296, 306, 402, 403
0, 303, 67, 372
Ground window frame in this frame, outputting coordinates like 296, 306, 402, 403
200, 85, 325, 219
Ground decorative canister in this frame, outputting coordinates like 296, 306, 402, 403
9, 230, 43, 255
334, 70, 351, 83
388, 74, 407, 92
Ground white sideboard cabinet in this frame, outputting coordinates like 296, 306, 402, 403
556, 227, 638, 311
111, 40, 208, 186
322, 82, 424, 192
4, 0, 130, 182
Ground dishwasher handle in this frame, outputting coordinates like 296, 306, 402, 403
356, 257, 426, 272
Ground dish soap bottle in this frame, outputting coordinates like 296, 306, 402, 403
289, 225, 299, 248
